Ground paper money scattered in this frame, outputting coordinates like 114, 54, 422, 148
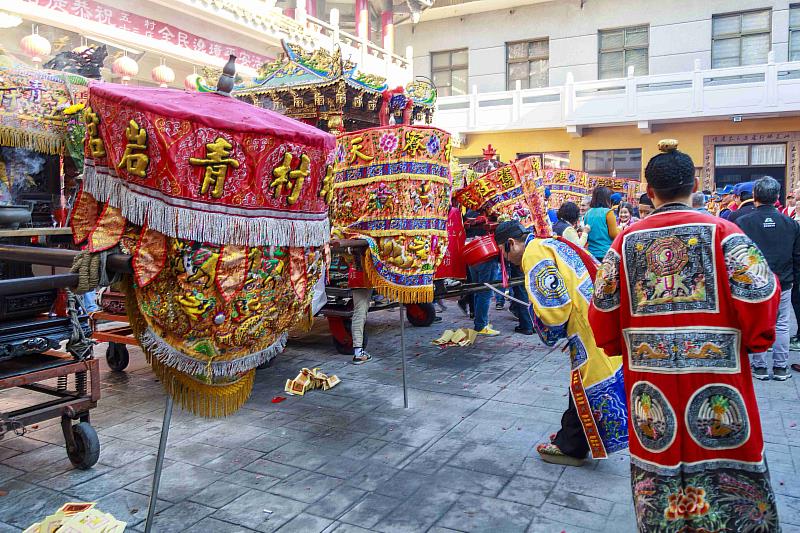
432, 328, 478, 347
284, 368, 340, 396
24, 503, 126, 532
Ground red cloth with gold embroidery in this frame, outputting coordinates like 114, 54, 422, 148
588, 205, 781, 532
79, 82, 334, 248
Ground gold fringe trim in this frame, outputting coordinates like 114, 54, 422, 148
125, 278, 256, 417
0, 126, 64, 155
363, 253, 434, 304
334, 173, 451, 189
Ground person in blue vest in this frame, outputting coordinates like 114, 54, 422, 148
584, 186, 620, 261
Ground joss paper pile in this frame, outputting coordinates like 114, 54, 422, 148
70, 83, 334, 416
24, 502, 124, 533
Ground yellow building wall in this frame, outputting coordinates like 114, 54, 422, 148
454, 117, 800, 177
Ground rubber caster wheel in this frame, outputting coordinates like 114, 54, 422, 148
106, 343, 129, 371
406, 303, 437, 327
67, 422, 100, 470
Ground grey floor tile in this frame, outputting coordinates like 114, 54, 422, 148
275, 513, 335, 533
189, 480, 252, 508
339, 493, 402, 529
438, 492, 534, 533
213, 489, 307, 530
125, 462, 223, 502
268, 471, 342, 503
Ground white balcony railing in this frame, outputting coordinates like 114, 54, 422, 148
434, 52, 800, 135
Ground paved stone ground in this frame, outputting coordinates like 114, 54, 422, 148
2, 304, 800, 533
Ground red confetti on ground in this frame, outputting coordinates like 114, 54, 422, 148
271, 396, 286, 403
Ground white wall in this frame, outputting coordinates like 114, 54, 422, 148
398, 0, 794, 92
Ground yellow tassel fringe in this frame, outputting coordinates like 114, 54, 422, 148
125, 278, 256, 417
363, 254, 434, 304
0, 127, 64, 155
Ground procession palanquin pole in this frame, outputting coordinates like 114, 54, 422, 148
70, 82, 335, 416
331, 125, 453, 303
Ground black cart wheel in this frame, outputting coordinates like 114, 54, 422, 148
330, 318, 368, 356
406, 303, 437, 327
67, 422, 100, 470
106, 343, 129, 371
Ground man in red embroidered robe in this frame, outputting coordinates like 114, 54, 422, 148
588, 140, 781, 532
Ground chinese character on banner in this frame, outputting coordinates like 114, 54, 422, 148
189, 137, 240, 199
497, 167, 516, 191
118, 12, 131, 30
144, 19, 155, 37
348, 136, 374, 164
271, 152, 310, 204
476, 179, 496, 199
84, 107, 106, 158
71, 0, 92, 18
46, 0, 69, 12
157, 26, 175, 41
117, 119, 149, 178
95, 5, 112, 23
402, 130, 424, 157
320, 165, 335, 204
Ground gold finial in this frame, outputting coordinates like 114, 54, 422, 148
658, 139, 678, 153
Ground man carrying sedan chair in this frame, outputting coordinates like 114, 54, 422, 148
494, 220, 628, 466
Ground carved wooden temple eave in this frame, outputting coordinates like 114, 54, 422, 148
233, 40, 436, 133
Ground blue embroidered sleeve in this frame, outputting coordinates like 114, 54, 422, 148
593, 249, 621, 311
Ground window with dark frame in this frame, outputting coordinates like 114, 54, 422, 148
598, 26, 649, 79
431, 49, 468, 97
712, 9, 772, 68
583, 149, 642, 180
506, 39, 549, 90
791, 4, 800, 61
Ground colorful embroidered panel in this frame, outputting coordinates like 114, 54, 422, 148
332, 125, 452, 303
630, 381, 677, 453
630, 456, 778, 533
70, 84, 335, 417
528, 259, 570, 309
623, 224, 718, 316
0, 66, 88, 156
80, 83, 335, 248
722, 234, 777, 303
567, 334, 589, 369
593, 249, 621, 311
623, 327, 741, 374
585, 366, 628, 455
542, 239, 587, 278
686, 384, 750, 450
454, 155, 551, 237
541, 168, 589, 207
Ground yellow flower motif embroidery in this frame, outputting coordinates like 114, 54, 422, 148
636, 243, 645, 251
688, 237, 698, 246
63, 103, 86, 115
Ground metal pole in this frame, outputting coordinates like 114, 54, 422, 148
144, 395, 173, 533
399, 303, 408, 408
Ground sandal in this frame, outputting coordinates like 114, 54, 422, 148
536, 442, 585, 467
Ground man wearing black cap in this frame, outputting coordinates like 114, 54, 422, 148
495, 220, 627, 467
588, 140, 780, 532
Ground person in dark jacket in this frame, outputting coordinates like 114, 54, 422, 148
727, 181, 756, 224
736, 176, 800, 380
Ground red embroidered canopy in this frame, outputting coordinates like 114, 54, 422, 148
80, 82, 336, 248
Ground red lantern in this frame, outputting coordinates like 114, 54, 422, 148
151, 62, 175, 88
112, 56, 139, 84
20, 31, 51, 65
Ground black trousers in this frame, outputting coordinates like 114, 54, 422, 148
552, 393, 590, 459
